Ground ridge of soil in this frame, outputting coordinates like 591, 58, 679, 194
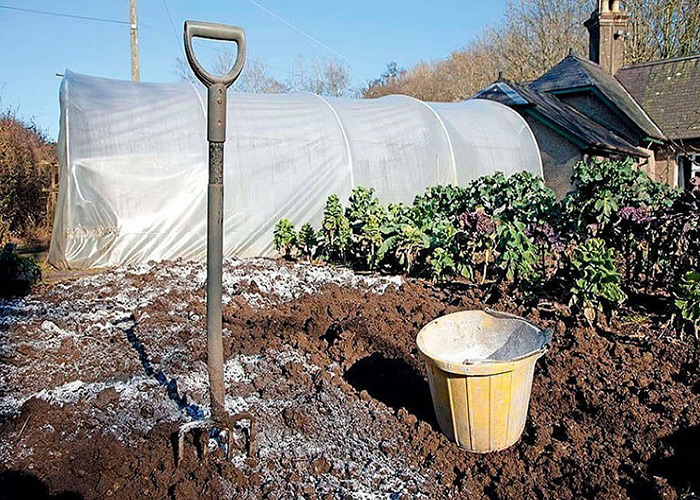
0, 258, 698, 499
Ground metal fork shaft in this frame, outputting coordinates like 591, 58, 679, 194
207, 142, 226, 423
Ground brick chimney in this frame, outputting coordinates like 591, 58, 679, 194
584, 0, 630, 74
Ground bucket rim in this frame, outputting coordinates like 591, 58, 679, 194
416, 309, 551, 374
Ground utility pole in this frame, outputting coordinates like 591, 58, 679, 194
129, 0, 140, 81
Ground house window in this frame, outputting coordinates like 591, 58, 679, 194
677, 153, 700, 190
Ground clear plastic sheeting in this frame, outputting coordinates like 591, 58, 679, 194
49, 71, 542, 269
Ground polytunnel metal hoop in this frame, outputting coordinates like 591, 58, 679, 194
304, 91, 355, 188
394, 94, 459, 185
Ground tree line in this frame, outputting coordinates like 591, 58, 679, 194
364, 0, 700, 101
177, 53, 352, 97
179, 0, 699, 100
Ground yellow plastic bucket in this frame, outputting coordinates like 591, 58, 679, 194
416, 309, 551, 453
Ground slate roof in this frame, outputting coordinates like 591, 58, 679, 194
616, 55, 700, 140
475, 80, 647, 157
530, 54, 665, 140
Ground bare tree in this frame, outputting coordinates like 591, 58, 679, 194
435, 39, 501, 100
174, 56, 196, 84
234, 59, 287, 93
174, 53, 287, 94
363, 43, 500, 101
176, 52, 352, 96
287, 56, 352, 97
488, 0, 589, 82
214, 51, 288, 94
626, 0, 700, 63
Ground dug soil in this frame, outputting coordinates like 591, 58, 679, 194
0, 258, 698, 499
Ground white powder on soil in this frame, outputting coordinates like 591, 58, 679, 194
0, 259, 419, 496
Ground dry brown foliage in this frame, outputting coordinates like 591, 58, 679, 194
0, 109, 57, 247
364, 0, 700, 101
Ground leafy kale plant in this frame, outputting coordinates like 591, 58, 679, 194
569, 238, 626, 324
377, 219, 431, 275
345, 187, 386, 268
321, 195, 351, 263
455, 208, 497, 282
496, 221, 538, 284
673, 270, 700, 339
297, 223, 319, 261
273, 219, 297, 259
564, 157, 673, 236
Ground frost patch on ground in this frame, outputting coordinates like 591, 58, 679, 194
214, 347, 426, 498
221, 259, 402, 308
0, 258, 418, 495
32, 377, 151, 407
0, 259, 400, 419
0, 375, 184, 460
177, 355, 257, 402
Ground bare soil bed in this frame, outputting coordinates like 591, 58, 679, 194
0, 258, 698, 499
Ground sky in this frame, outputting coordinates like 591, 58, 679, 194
0, 0, 508, 139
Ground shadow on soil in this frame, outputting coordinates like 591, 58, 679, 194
0, 470, 82, 500
113, 316, 204, 421
344, 353, 438, 430
650, 425, 700, 497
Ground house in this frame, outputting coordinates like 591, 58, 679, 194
475, 0, 700, 197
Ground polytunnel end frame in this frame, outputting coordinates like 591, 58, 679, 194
178, 20, 255, 467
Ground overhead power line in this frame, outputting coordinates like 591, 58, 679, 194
241, 0, 346, 60
0, 3, 175, 39
0, 4, 129, 25
161, 0, 181, 50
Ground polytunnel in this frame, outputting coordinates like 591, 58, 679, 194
49, 71, 542, 269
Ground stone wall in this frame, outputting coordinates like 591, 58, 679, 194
651, 146, 678, 186
523, 114, 581, 198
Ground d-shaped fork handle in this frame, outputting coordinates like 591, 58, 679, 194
184, 20, 246, 88
183, 20, 246, 142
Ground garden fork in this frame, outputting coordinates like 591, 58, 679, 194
177, 20, 254, 465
